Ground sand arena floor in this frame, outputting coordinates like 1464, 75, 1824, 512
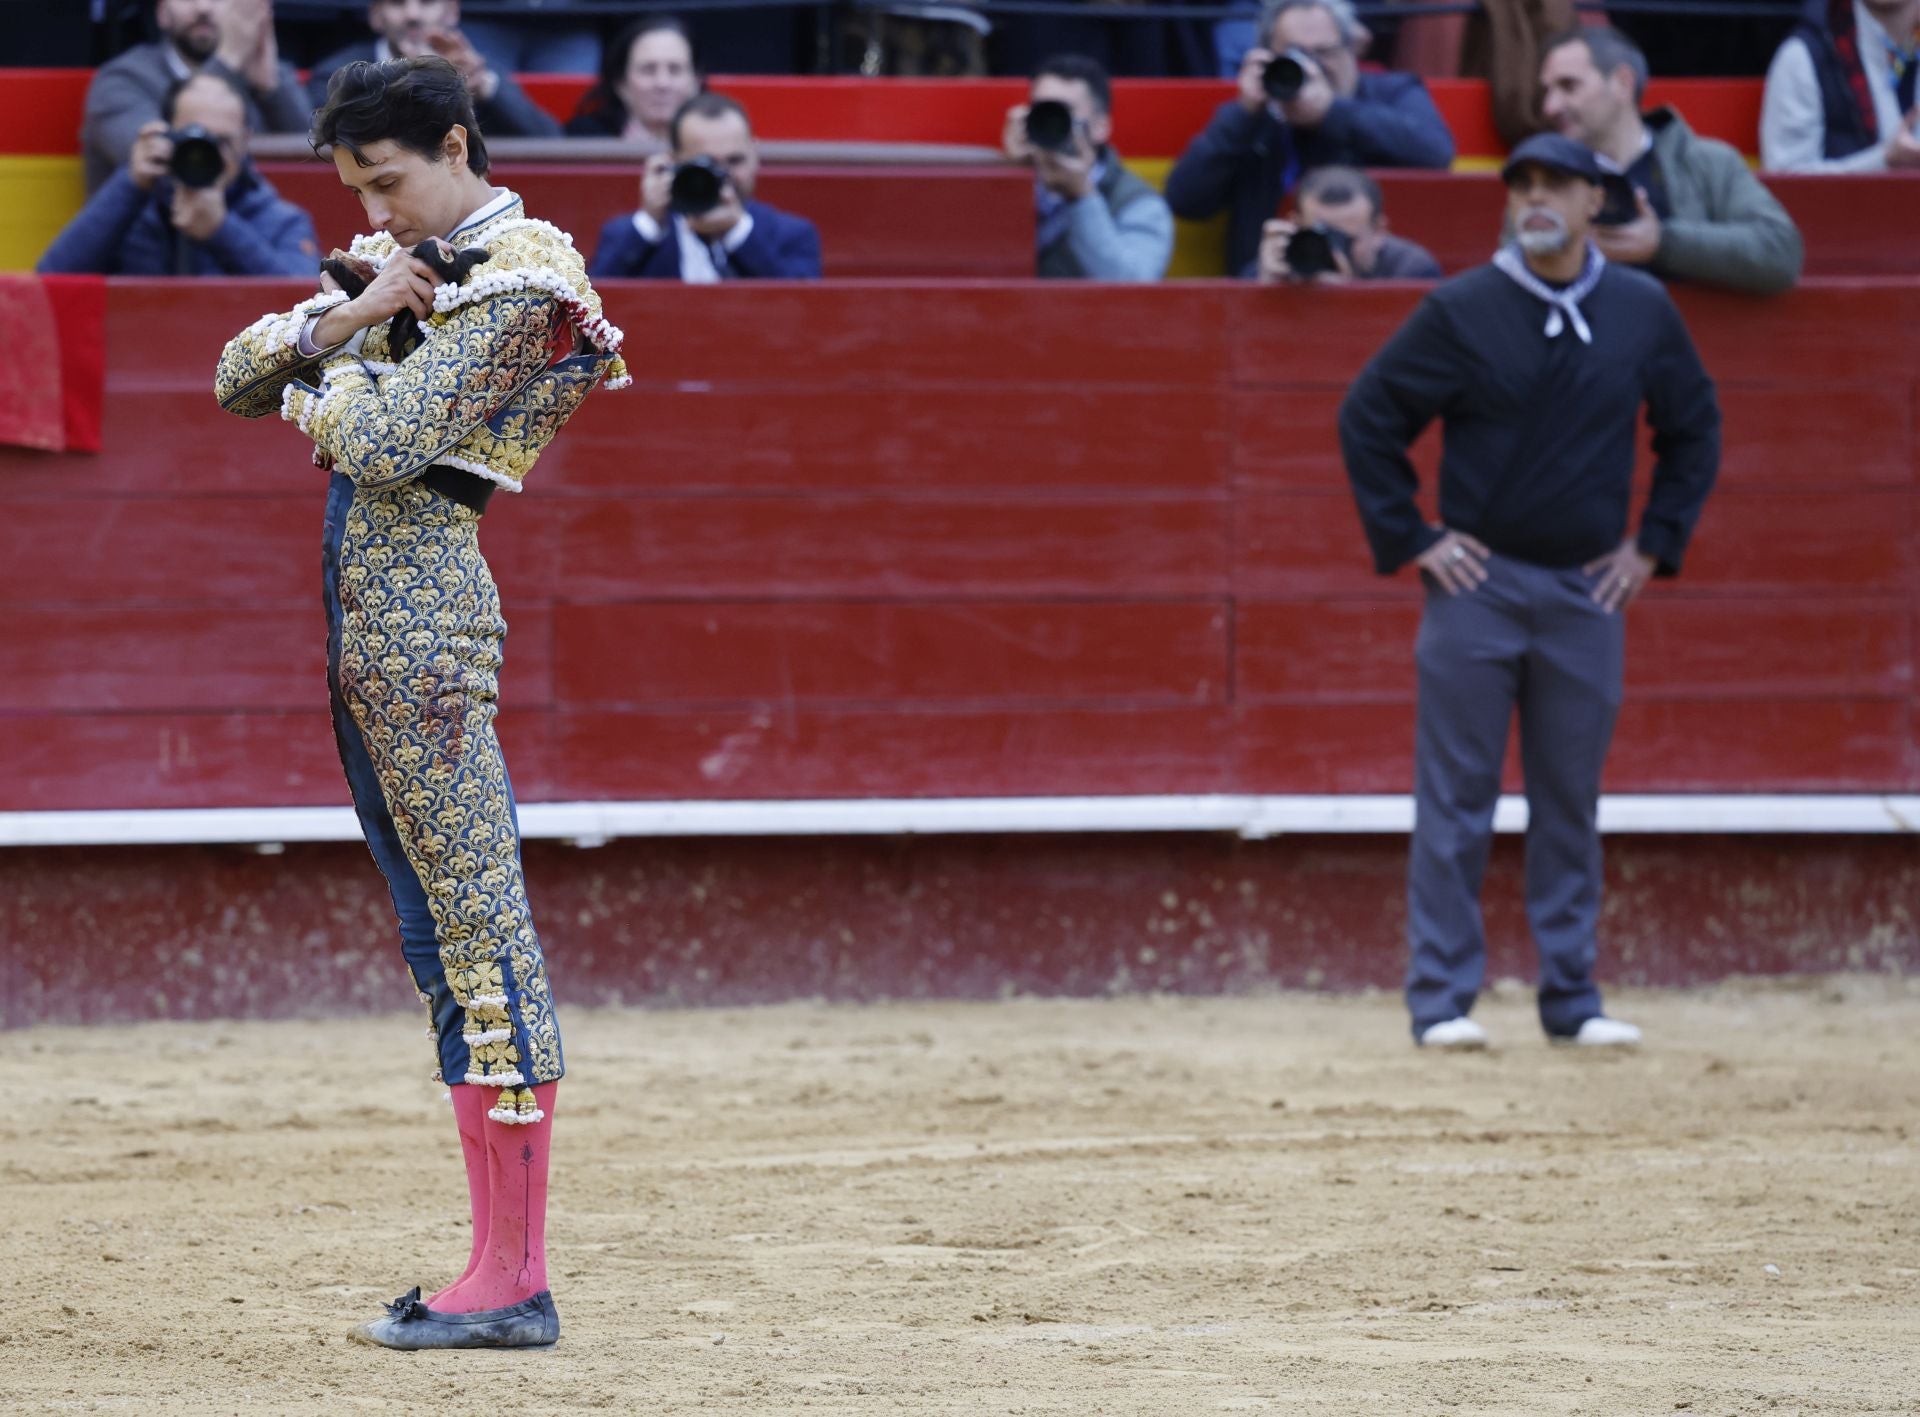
6, 979, 1920, 1414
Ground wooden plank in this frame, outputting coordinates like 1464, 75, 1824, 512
601, 284, 1235, 390
541, 386, 1231, 495
3, 712, 351, 811
1608, 699, 1913, 790
545, 705, 1231, 798
1234, 703, 1416, 792
0, 607, 322, 712
0, 497, 316, 606
1236, 492, 1402, 597
553, 601, 1228, 707
1237, 597, 1911, 703
1678, 490, 1913, 592
550, 495, 1231, 600
1237, 601, 1421, 701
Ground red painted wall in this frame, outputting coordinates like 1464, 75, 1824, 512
1, 278, 1915, 814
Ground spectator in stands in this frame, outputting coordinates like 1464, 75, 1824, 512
1761, 0, 1920, 172
588, 93, 821, 281
458, 0, 604, 77
41, 70, 317, 276
1251, 164, 1442, 282
82, 0, 309, 193
566, 17, 703, 151
1541, 27, 1803, 296
1000, 55, 1173, 281
309, 0, 560, 138
1166, 0, 1456, 277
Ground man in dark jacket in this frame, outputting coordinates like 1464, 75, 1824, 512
41, 71, 318, 277
1001, 54, 1173, 281
1541, 27, 1803, 295
308, 0, 561, 137
1166, 0, 1455, 276
589, 94, 821, 281
1338, 134, 1720, 1053
82, 0, 311, 193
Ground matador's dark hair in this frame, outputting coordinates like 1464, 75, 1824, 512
311, 56, 490, 177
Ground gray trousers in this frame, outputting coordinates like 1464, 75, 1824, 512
1406, 553, 1624, 1038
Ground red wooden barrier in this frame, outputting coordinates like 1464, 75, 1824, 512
257, 161, 1035, 279
1369, 171, 1920, 277
2, 277, 1917, 814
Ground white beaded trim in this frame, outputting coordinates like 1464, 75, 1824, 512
486, 1105, 545, 1125
465, 1069, 527, 1087
435, 452, 525, 491
240, 290, 350, 353
429, 264, 627, 360
279, 380, 327, 436
461, 1028, 513, 1046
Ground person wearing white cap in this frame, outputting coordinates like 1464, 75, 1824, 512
1336, 132, 1722, 1053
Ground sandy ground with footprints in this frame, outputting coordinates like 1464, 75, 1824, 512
7, 977, 1919, 1414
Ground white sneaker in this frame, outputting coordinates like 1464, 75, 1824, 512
1560, 1017, 1642, 1047
1418, 1017, 1490, 1050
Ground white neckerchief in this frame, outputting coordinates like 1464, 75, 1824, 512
1493, 242, 1607, 345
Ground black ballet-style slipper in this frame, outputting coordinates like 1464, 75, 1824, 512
348, 1286, 560, 1350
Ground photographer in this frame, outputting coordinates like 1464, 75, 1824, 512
1251, 165, 1442, 283
82, 0, 311, 194
588, 93, 821, 281
40, 70, 317, 277
1166, 0, 1455, 276
1002, 55, 1173, 282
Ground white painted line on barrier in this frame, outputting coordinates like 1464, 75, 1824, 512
1, 795, 1918, 847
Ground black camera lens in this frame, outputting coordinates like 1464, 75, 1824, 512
1024, 99, 1076, 154
167, 124, 225, 190
669, 156, 728, 218
1262, 51, 1310, 103
1284, 223, 1352, 279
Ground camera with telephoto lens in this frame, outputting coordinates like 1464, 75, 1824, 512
1024, 99, 1081, 154
166, 124, 225, 189
669, 156, 730, 217
1284, 222, 1353, 278
1261, 48, 1315, 103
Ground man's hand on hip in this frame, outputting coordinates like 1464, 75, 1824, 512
1584, 539, 1656, 613
1415, 530, 1491, 595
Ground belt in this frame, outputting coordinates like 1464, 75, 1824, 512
421, 464, 496, 516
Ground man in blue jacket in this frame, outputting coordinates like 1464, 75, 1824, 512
588, 93, 822, 282
1166, 0, 1455, 276
40, 70, 318, 277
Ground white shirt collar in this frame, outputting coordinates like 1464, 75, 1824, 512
163, 42, 195, 82
447, 188, 517, 241
373, 37, 395, 64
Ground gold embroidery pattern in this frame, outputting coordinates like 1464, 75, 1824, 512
215, 196, 621, 1112
336, 480, 563, 1088
216, 194, 628, 494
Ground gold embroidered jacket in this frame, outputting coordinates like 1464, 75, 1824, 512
213, 192, 628, 491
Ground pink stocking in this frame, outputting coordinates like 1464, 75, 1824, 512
426, 1086, 493, 1307
431, 1082, 557, 1313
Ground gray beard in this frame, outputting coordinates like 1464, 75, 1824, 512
1516, 218, 1571, 256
